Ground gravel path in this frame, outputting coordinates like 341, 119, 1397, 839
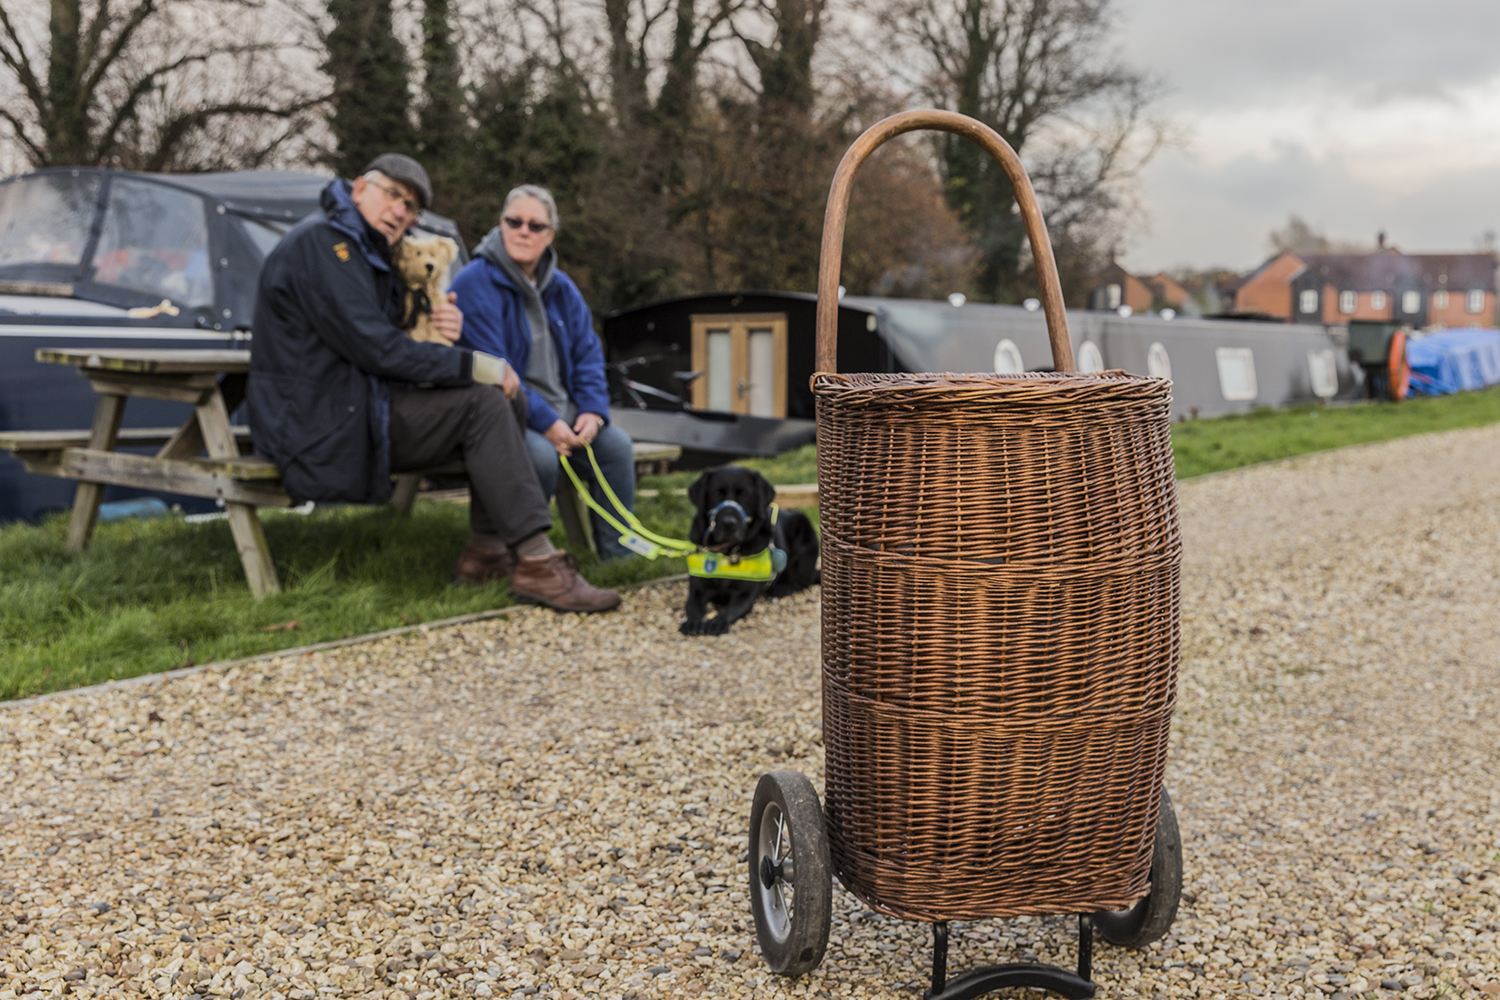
4, 425, 1500, 1000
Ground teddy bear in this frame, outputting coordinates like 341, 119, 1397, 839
393, 232, 459, 343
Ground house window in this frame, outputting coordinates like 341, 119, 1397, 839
1432, 290, 1449, 311
1371, 290, 1387, 311
690, 313, 788, 417
1339, 290, 1356, 314
1299, 289, 1318, 314
1106, 283, 1122, 310
1468, 289, 1486, 314
1402, 290, 1420, 314
1216, 347, 1258, 401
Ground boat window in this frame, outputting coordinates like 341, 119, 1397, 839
1147, 342, 1172, 381
238, 217, 293, 259
1077, 340, 1104, 373
90, 177, 213, 307
0, 173, 101, 269
1216, 347, 1258, 401
1308, 349, 1338, 398
993, 338, 1024, 374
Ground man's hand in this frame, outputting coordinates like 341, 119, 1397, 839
544, 418, 580, 455
499, 361, 520, 399
573, 412, 604, 446
433, 292, 463, 343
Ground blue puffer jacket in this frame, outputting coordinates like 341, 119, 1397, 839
450, 240, 610, 435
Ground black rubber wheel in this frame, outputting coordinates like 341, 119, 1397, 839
749, 770, 832, 976
1095, 786, 1183, 948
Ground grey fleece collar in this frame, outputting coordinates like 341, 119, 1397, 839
476, 227, 556, 293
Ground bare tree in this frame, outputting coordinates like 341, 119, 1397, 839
1269, 214, 1368, 256
0, 0, 323, 171
882, 0, 1166, 302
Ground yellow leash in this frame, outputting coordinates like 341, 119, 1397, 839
557, 443, 785, 581
558, 443, 695, 559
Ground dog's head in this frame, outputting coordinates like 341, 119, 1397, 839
688, 465, 776, 552
394, 232, 458, 289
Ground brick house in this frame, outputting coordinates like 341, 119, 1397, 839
1227, 251, 1306, 320
1087, 261, 1155, 313
1277, 250, 1495, 328
1143, 272, 1190, 310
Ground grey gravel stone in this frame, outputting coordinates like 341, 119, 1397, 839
4, 425, 1500, 999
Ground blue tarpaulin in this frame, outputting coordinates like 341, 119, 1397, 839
1406, 328, 1500, 396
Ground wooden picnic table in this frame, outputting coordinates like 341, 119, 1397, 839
6, 348, 287, 596
2, 347, 684, 600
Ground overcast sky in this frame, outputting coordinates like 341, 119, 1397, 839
1113, 0, 1500, 272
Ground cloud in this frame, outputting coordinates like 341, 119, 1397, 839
1123, 143, 1500, 272
1113, 0, 1500, 269
1116, 0, 1500, 111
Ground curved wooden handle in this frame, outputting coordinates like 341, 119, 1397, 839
816, 110, 1074, 374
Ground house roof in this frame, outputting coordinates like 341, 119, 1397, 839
1299, 251, 1496, 292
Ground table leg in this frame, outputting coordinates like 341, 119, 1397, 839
199, 387, 282, 598
390, 473, 422, 517
65, 392, 127, 552
158, 373, 249, 460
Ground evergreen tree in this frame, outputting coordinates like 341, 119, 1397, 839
417, 0, 463, 163
323, 0, 415, 179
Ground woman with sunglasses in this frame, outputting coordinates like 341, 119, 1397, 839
451, 185, 638, 561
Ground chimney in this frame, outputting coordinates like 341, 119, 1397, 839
1377, 231, 1386, 250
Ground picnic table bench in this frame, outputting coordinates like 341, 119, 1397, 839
0, 348, 679, 599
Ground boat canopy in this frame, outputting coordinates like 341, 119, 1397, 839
1407, 328, 1500, 395
0, 168, 464, 331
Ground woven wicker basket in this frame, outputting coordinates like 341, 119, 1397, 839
813, 112, 1181, 923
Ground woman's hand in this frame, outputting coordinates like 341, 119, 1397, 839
544, 419, 580, 455
499, 362, 520, 399
573, 412, 604, 446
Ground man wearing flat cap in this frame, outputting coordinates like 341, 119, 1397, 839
249, 153, 620, 613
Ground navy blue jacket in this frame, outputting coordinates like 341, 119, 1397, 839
249, 180, 474, 504
450, 250, 610, 435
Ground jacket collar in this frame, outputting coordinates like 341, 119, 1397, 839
476, 226, 556, 293
321, 179, 393, 273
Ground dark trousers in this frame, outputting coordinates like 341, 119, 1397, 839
388, 383, 553, 546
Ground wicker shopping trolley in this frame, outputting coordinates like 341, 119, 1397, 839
746, 111, 1184, 1000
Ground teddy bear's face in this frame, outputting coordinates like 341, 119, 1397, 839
395, 233, 458, 287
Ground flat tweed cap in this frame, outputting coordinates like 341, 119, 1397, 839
364, 153, 432, 209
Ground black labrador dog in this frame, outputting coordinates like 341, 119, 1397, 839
679, 465, 821, 636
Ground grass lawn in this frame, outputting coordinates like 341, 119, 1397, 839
5, 385, 1500, 699
0, 448, 807, 701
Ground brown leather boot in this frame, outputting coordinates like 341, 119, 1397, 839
510, 552, 622, 612
453, 544, 515, 584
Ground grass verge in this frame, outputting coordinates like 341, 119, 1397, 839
6, 386, 1500, 699
1171, 385, 1500, 478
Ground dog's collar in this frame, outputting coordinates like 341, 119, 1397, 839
702, 500, 778, 553
687, 546, 787, 582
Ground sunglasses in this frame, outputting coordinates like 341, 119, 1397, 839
367, 178, 421, 216
502, 216, 552, 234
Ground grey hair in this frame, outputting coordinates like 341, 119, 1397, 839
501, 185, 560, 231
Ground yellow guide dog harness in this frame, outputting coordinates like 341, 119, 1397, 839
559, 445, 786, 582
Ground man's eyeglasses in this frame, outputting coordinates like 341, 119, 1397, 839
367, 178, 420, 216
503, 216, 552, 234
